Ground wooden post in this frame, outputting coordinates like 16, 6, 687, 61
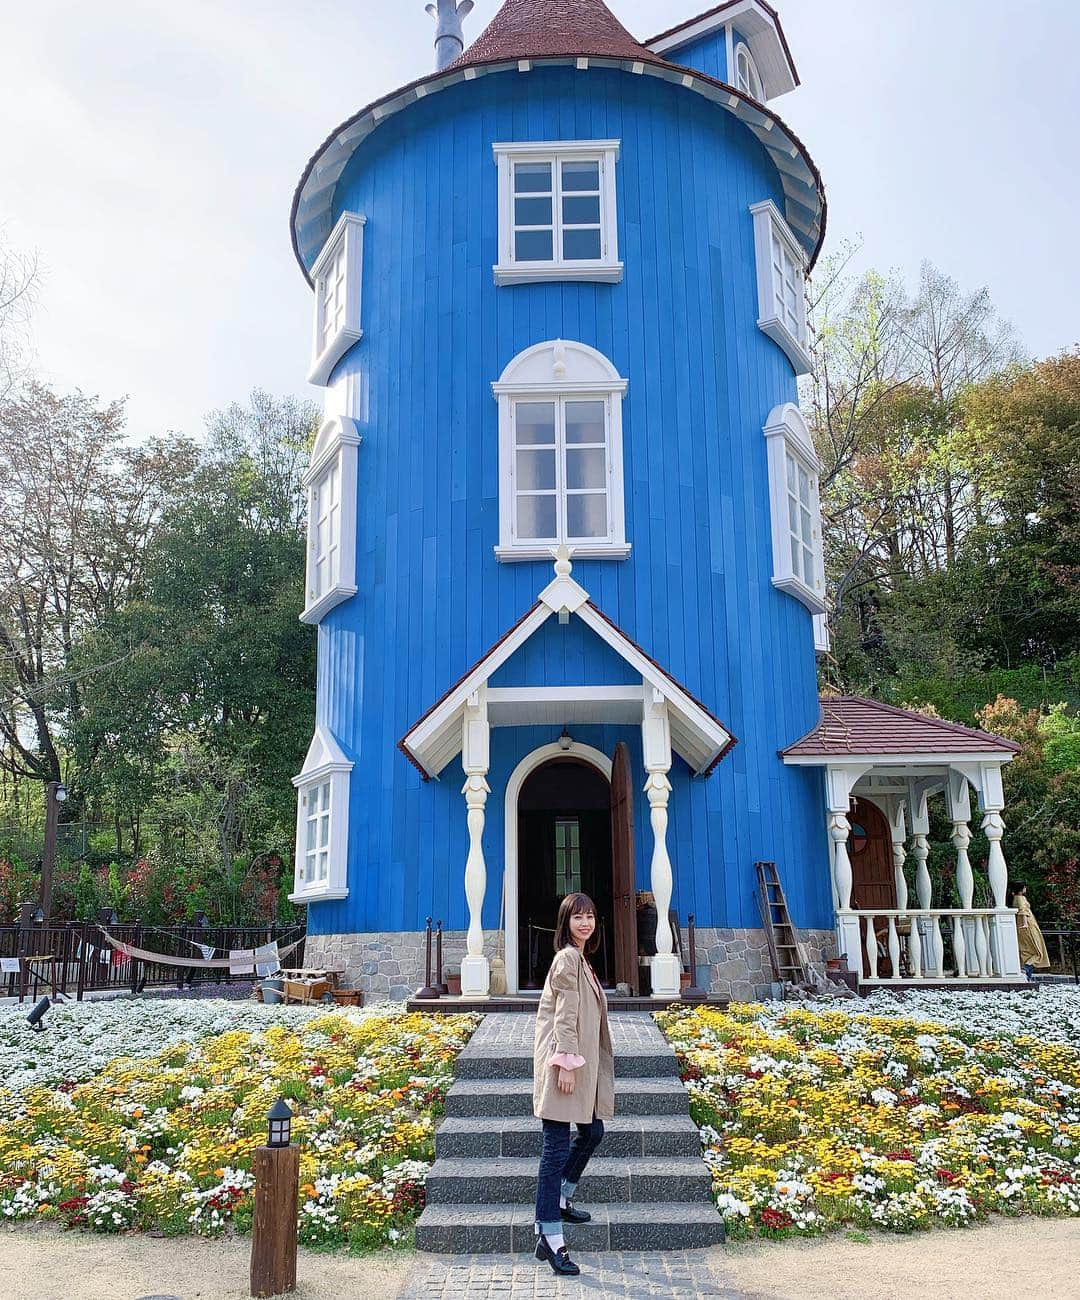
435, 920, 448, 995
418, 917, 440, 999
250, 1142, 300, 1297
17, 902, 33, 1003
683, 914, 708, 1001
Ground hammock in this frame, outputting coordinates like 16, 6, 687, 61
96, 927, 303, 971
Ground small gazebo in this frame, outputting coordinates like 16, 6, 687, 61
782, 696, 1026, 987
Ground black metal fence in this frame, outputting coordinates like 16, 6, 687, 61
0, 918, 305, 1003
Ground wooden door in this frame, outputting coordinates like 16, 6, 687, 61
849, 798, 897, 976
610, 742, 638, 994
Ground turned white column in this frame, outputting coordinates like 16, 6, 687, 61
947, 771, 976, 977
642, 688, 680, 999
907, 781, 933, 975
459, 689, 491, 997
826, 766, 869, 973
969, 761, 1023, 978
883, 798, 909, 913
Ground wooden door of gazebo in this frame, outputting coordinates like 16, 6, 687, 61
850, 797, 897, 976
610, 742, 638, 994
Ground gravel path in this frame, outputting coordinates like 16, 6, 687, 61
3, 1218, 1079, 1299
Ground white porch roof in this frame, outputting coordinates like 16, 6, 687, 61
399, 562, 735, 780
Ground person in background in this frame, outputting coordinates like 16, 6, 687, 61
1010, 882, 1051, 978
530, 892, 615, 1277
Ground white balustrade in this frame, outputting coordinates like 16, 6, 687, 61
836, 907, 1020, 984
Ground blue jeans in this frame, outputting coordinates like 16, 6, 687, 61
534, 1117, 605, 1235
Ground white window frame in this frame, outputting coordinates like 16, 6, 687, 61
734, 41, 764, 101
813, 612, 831, 654
493, 141, 623, 286
301, 413, 361, 624
291, 724, 352, 903
764, 403, 826, 614
307, 212, 366, 387
750, 200, 812, 376
493, 340, 629, 561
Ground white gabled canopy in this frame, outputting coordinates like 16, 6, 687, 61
399, 557, 735, 779
293, 722, 354, 788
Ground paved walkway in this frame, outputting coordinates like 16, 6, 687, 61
406, 1011, 740, 1296
400, 1249, 740, 1298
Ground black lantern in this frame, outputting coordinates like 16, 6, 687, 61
32, 905, 45, 924
267, 1098, 293, 1148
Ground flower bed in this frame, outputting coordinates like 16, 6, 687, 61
656, 989, 1080, 1239
0, 1002, 479, 1250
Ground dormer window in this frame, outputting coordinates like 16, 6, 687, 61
301, 409, 361, 624
750, 200, 812, 375
291, 724, 352, 902
493, 340, 629, 561
493, 141, 623, 285
307, 212, 365, 386
764, 404, 825, 614
734, 42, 764, 101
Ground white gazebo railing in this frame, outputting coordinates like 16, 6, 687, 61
843, 906, 1018, 984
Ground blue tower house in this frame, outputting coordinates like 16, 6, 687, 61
288, 0, 1026, 1001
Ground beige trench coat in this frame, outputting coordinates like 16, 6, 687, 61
532, 944, 615, 1124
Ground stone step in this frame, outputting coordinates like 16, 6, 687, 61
435, 1114, 702, 1159
415, 1201, 727, 1254
425, 1156, 714, 1206
443, 1076, 690, 1118
454, 1046, 678, 1080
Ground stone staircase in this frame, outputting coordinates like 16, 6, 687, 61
416, 1013, 726, 1253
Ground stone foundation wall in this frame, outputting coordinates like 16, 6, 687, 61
689, 926, 836, 1002
304, 930, 501, 1004
305, 925, 837, 1004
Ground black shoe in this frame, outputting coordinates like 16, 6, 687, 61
560, 1200, 591, 1224
535, 1233, 581, 1276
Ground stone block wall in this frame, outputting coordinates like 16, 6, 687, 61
305, 926, 836, 1004
689, 926, 836, 1002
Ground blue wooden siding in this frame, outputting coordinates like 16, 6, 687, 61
663, 31, 728, 83
306, 65, 831, 941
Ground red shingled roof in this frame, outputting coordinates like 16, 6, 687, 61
782, 696, 1021, 758
450, 0, 668, 69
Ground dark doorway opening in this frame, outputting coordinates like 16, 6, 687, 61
518, 758, 613, 989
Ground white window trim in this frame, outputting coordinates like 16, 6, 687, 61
734, 41, 764, 101
300, 415, 361, 624
307, 212, 366, 387
764, 403, 826, 614
493, 140, 623, 286
290, 725, 352, 903
492, 340, 630, 561
750, 200, 812, 376
813, 612, 831, 654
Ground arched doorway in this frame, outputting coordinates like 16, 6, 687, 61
849, 797, 897, 976
517, 757, 614, 990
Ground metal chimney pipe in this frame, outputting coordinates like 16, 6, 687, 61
426, 0, 474, 72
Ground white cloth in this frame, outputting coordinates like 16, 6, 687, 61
254, 942, 280, 978
228, 949, 255, 975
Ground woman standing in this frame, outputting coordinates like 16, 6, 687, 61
532, 892, 615, 1277
1011, 882, 1051, 977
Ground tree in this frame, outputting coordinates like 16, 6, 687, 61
0, 230, 39, 399
0, 383, 195, 794
73, 390, 318, 864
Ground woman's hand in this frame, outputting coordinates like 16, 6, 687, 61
557, 1067, 576, 1095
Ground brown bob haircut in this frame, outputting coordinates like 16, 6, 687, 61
554, 892, 601, 956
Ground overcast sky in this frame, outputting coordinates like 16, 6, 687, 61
3, 0, 1078, 440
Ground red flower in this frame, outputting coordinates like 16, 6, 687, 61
760, 1207, 794, 1230
935, 1168, 957, 1183
885, 1149, 914, 1161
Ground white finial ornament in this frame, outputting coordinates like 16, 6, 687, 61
553, 544, 573, 578
426, 0, 474, 72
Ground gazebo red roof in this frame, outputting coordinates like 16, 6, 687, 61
450, 0, 667, 70
782, 696, 1021, 759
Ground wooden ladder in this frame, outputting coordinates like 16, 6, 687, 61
755, 861, 809, 985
